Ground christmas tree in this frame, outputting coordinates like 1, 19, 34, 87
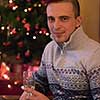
0, 0, 51, 64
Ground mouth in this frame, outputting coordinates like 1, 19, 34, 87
53, 31, 65, 36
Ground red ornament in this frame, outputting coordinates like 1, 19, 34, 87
22, 19, 26, 24
41, 0, 46, 5
26, 0, 31, 2
3, 42, 11, 47
35, 24, 39, 30
16, 53, 21, 60
24, 23, 31, 31
11, 28, 17, 34
41, 28, 47, 34
25, 50, 30, 57
16, 16, 20, 21
17, 41, 24, 48
8, 2, 15, 8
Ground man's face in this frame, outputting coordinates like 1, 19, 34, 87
47, 2, 82, 43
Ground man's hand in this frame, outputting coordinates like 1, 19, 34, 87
19, 86, 50, 100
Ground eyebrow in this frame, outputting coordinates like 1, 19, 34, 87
47, 15, 73, 19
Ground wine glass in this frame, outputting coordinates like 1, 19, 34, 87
22, 71, 35, 90
22, 71, 46, 95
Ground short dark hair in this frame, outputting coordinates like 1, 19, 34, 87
46, 0, 80, 17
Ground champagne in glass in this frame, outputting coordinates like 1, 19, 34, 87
22, 71, 46, 95
22, 71, 35, 89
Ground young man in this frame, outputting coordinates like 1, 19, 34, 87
20, 0, 100, 100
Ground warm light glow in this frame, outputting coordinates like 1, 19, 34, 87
1, 26, 5, 30
10, 32, 13, 35
2, 96, 6, 99
9, 0, 13, 3
6, 66, 10, 71
33, 36, 36, 39
28, 7, 32, 12
24, 9, 28, 12
8, 84, 12, 89
2, 62, 6, 66
14, 81, 18, 85
46, 32, 49, 36
7, 26, 10, 30
39, 31, 42, 34
3, 74, 10, 80
26, 32, 30, 35
38, 4, 42, 7
12, 5, 18, 10
33, 3, 37, 7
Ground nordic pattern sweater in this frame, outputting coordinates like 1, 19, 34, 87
34, 26, 100, 100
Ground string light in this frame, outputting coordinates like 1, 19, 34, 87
3, 74, 10, 80
33, 3, 37, 7
26, 32, 30, 35
8, 84, 12, 89
6, 66, 10, 71
9, 0, 13, 3
7, 26, 10, 30
12, 5, 18, 10
28, 7, 32, 12
33, 36, 36, 39
1, 26, 5, 30
38, 3, 42, 7
10, 31, 13, 35
39, 30, 42, 34
24, 9, 28, 12
14, 81, 18, 85
46, 32, 49, 36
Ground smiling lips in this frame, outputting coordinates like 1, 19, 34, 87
53, 31, 65, 36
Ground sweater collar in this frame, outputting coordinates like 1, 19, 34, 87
52, 26, 89, 50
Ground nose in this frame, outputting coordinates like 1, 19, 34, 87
53, 19, 61, 30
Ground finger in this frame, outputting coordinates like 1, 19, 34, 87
23, 87, 36, 97
19, 91, 28, 100
23, 87, 42, 97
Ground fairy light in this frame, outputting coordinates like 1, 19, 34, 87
33, 36, 36, 39
46, 32, 49, 36
2, 62, 6, 66
33, 3, 37, 7
14, 81, 17, 85
1, 26, 5, 30
24, 9, 28, 12
8, 84, 12, 89
28, 7, 32, 12
14, 81, 18, 85
10, 31, 13, 35
39, 30, 42, 34
6, 66, 10, 71
3, 74, 10, 80
7, 26, 10, 30
9, 0, 13, 3
26, 32, 30, 35
12, 5, 18, 10
38, 4, 42, 7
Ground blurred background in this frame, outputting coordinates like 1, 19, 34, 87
0, 0, 100, 100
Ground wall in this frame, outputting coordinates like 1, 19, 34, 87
79, 0, 100, 42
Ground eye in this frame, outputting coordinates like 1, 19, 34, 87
47, 16, 55, 23
60, 16, 71, 22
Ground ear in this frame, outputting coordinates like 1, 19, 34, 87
75, 16, 83, 28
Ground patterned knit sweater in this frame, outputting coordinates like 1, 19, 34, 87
34, 26, 100, 100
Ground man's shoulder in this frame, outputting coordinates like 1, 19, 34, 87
45, 40, 57, 48
88, 38, 100, 51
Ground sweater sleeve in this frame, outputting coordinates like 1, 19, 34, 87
33, 46, 51, 96
87, 48, 100, 100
